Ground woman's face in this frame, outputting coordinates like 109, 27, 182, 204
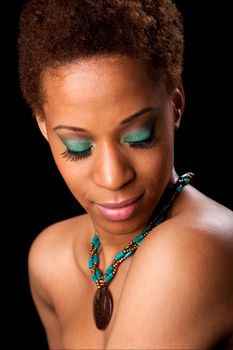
37, 56, 183, 236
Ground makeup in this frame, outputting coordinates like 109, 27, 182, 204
122, 123, 156, 149
58, 121, 157, 162
122, 124, 154, 143
95, 195, 143, 221
60, 138, 93, 160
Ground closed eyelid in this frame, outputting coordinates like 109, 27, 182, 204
122, 125, 153, 142
57, 122, 155, 150
61, 138, 93, 152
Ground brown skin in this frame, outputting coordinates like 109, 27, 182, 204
29, 56, 233, 349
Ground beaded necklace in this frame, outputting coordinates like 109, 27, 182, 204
89, 172, 194, 330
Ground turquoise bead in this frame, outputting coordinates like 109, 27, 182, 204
115, 251, 125, 261
106, 265, 114, 274
93, 254, 99, 264
92, 234, 99, 243
92, 270, 102, 282
92, 235, 100, 248
92, 269, 102, 282
92, 274, 98, 282
155, 215, 165, 225
124, 251, 134, 259
88, 257, 93, 269
163, 203, 170, 212
95, 269, 102, 279
104, 273, 114, 283
135, 234, 145, 244
94, 240, 100, 249
142, 225, 150, 234
177, 184, 183, 192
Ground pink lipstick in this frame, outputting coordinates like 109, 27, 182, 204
96, 195, 142, 221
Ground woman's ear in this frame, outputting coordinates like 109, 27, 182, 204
35, 112, 49, 141
172, 83, 185, 129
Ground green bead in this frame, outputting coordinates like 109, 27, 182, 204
92, 274, 98, 282
92, 269, 102, 283
88, 257, 94, 269
92, 234, 99, 241
115, 251, 125, 261
92, 235, 100, 248
177, 184, 183, 192
135, 234, 145, 244
156, 215, 165, 225
104, 273, 114, 283
162, 203, 170, 212
124, 251, 134, 259
93, 254, 99, 264
93, 241, 100, 249
95, 269, 102, 279
106, 265, 114, 274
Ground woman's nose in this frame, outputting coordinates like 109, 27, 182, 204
92, 143, 135, 191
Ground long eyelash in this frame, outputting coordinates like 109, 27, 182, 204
61, 148, 92, 161
60, 130, 157, 161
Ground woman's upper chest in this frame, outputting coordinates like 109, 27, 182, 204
51, 250, 132, 348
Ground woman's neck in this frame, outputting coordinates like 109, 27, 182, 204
90, 169, 179, 271
94, 226, 145, 271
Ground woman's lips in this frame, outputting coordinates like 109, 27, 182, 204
95, 195, 143, 221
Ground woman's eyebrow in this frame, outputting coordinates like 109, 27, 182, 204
53, 125, 87, 132
53, 107, 158, 132
120, 107, 158, 125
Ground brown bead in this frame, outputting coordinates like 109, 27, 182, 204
93, 287, 113, 330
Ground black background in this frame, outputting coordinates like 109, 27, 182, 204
4, 1, 232, 348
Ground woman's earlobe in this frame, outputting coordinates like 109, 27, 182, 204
173, 84, 185, 129
35, 112, 49, 141
174, 108, 182, 129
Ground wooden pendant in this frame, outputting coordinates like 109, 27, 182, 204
93, 287, 113, 330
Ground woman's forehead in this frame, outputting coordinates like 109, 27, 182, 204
42, 56, 166, 109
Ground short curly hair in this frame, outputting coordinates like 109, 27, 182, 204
18, 0, 184, 112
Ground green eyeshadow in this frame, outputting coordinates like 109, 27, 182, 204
122, 125, 153, 143
62, 138, 92, 152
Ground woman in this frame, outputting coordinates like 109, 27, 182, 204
18, 0, 233, 349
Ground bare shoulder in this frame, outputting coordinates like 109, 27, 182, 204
136, 185, 233, 284
106, 187, 233, 349
139, 187, 233, 297
164, 185, 233, 253
29, 213, 91, 252
28, 214, 92, 301
29, 214, 90, 265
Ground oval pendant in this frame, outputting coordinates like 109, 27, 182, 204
93, 287, 113, 330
